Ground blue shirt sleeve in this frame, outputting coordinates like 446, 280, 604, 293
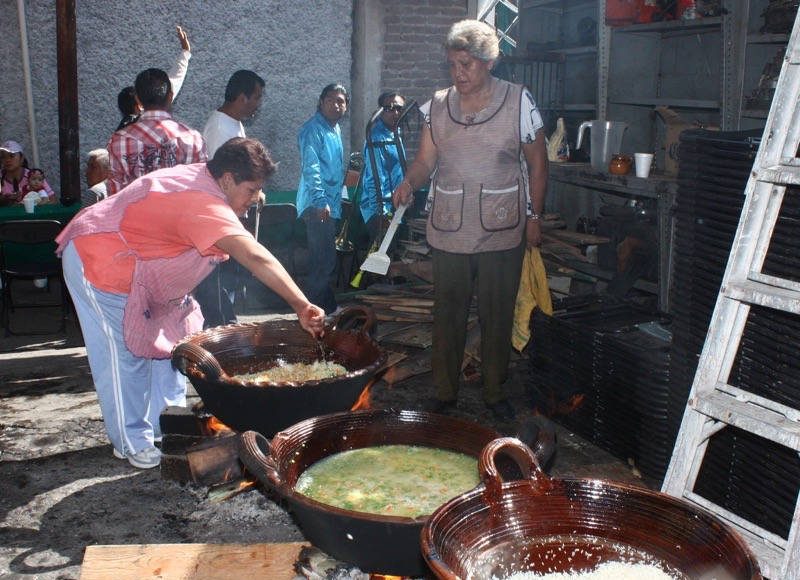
299, 129, 327, 208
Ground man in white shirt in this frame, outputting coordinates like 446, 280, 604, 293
203, 70, 265, 157
195, 70, 265, 327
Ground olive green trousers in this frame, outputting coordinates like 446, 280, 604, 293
431, 242, 525, 404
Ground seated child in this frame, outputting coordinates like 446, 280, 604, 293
24, 168, 56, 204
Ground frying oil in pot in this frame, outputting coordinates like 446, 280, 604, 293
468, 535, 686, 580
498, 562, 679, 579
294, 445, 478, 517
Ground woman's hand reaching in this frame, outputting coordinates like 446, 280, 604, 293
297, 303, 326, 338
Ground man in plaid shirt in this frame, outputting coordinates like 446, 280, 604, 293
107, 68, 206, 195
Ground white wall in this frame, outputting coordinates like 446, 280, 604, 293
0, 0, 352, 193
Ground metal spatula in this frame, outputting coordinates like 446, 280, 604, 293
359, 203, 408, 276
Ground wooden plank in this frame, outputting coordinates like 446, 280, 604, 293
381, 325, 433, 349
541, 237, 590, 262
546, 229, 610, 245
380, 351, 432, 385
80, 542, 309, 580
355, 295, 434, 308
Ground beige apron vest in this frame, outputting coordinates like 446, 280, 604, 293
427, 78, 525, 254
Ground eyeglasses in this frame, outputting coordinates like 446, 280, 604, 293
383, 104, 403, 113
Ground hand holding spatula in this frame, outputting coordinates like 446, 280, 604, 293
359, 203, 408, 276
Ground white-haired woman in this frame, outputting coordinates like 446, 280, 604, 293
392, 19, 548, 422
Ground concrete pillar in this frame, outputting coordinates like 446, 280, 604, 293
351, 0, 385, 153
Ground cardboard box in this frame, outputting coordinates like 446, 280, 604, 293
654, 106, 720, 176
655, 106, 695, 176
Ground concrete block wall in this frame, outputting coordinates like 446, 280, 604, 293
381, 0, 467, 107
0, 0, 352, 195
371, 0, 468, 160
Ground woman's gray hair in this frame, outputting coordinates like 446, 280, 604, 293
445, 19, 500, 62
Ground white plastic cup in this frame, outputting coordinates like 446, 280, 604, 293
23, 196, 36, 213
634, 153, 654, 178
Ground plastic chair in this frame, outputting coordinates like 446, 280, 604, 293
0, 219, 69, 335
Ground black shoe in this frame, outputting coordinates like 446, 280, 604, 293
423, 398, 457, 414
487, 399, 515, 422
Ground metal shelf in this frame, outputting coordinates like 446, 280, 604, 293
549, 162, 677, 311
563, 103, 598, 110
747, 33, 789, 44
612, 16, 723, 34
741, 108, 769, 119
549, 163, 678, 200
609, 98, 720, 109
551, 45, 597, 55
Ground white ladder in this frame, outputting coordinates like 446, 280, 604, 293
661, 11, 800, 580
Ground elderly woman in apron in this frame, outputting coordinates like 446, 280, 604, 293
392, 19, 548, 422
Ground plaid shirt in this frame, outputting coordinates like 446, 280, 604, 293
107, 110, 207, 195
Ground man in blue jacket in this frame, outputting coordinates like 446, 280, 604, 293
296, 83, 349, 313
360, 91, 406, 249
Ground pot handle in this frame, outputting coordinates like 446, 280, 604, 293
327, 304, 377, 337
479, 437, 554, 498
171, 342, 225, 382
237, 430, 282, 489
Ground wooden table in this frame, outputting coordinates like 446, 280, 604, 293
80, 542, 309, 580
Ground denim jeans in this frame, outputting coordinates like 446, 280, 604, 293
302, 210, 339, 313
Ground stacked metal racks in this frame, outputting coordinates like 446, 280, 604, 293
671, 128, 800, 541
528, 296, 672, 482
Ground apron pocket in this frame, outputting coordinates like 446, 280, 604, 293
479, 182, 521, 232
430, 182, 464, 232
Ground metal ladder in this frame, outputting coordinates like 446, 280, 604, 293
661, 11, 800, 580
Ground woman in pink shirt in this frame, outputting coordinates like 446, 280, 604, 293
57, 138, 325, 470
0, 140, 56, 203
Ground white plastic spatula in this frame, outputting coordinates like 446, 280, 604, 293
359, 203, 408, 276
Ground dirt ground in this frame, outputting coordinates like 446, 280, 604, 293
0, 289, 644, 580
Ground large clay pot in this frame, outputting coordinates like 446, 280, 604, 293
237, 409, 501, 577
171, 305, 385, 436
421, 438, 762, 580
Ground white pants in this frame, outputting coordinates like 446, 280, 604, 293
62, 242, 186, 455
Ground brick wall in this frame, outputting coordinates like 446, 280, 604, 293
379, 1, 468, 158
381, 1, 467, 108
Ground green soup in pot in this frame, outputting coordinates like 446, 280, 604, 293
294, 444, 479, 518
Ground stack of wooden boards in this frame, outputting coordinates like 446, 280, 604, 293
349, 283, 481, 386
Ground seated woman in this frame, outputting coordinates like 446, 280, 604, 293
0, 141, 57, 204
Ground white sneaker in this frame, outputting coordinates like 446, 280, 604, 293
126, 446, 161, 469
112, 448, 125, 460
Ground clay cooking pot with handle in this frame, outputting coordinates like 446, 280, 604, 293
171, 305, 385, 437
421, 437, 762, 579
237, 409, 502, 576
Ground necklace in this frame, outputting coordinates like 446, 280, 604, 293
461, 81, 493, 126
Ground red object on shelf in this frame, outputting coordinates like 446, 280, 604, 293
676, 0, 698, 19
635, 0, 659, 23
606, 0, 637, 25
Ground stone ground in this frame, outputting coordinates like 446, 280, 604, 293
0, 280, 647, 580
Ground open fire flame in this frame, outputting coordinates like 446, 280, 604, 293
532, 392, 586, 418
202, 415, 235, 437
351, 378, 379, 410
